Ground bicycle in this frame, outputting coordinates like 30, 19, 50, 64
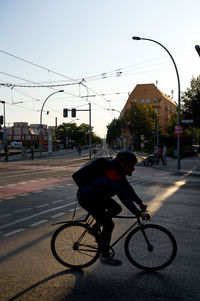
51, 212, 177, 271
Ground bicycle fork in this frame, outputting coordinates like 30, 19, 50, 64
140, 226, 153, 252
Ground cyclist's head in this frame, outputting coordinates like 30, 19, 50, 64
115, 150, 137, 176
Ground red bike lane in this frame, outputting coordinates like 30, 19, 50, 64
0, 176, 73, 200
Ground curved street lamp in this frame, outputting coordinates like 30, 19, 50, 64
132, 36, 181, 170
195, 45, 200, 57
39, 90, 64, 154
40, 90, 64, 126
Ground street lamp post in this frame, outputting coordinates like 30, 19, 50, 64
39, 90, 64, 154
132, 36, 181, 170
65, 119, 79, 148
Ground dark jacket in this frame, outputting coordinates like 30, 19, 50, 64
78, 159, 142, 216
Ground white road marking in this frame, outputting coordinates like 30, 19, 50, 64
0, 213, 13, 218
35, 203, 49, 208
69, 207, 81, 212
18, 193, 31, 197
0, 201, 76, 229
30, 220, 48, 227
51, 199, 64, 204
14, 208, 32, 214
3, 228, 25, 237
51, 212, 65, 219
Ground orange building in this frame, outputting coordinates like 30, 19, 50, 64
122, 83, 177, 134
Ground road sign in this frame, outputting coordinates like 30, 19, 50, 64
181, 119, 193, 124
175, 125, 184, 137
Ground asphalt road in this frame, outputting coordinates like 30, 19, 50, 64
0, 152, 200, 301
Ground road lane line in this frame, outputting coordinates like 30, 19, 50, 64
0, 202, 76, 229
0, 213, 13, 218
3, 228, 25, 237
35, 203, 49, 208
51, 199, 64, 204
30, 220, 48, 227
4, 196, 17, 200
18, 193, 31, 197
69, 207, 81, 212
14, 208, 32, 214
51, 212, 65, 219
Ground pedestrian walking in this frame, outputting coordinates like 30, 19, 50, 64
156, 146, 164, 165
162, 144, 167, 165
4, 143, 8, 161
30, 144, 35, 160
77, 145, 81, 156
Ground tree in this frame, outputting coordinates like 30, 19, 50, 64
106, 118, 122, 147
167, 112, 178, 136
122, 102, 156, 149
57, 122, 101, 147
181, 75, 200, 127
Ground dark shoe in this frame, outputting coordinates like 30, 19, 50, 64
100, 256, 122, 266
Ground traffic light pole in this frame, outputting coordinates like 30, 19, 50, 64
0, 101, 6, 147
63, 104, 92, 159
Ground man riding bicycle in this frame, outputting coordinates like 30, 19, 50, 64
78, 150, 150, 266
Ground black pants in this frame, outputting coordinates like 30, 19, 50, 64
78, 196, 122, 257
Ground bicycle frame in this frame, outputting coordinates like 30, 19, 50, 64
52, 213, 145, 250
110, 215, 141, 249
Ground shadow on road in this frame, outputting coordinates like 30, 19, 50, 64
8, 269, 84, 301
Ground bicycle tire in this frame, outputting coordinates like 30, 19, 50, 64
51, 222, 101, 269
124, 224, 177, 271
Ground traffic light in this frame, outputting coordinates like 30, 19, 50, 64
0, 115, 3, 125
71, 108, 76, 117
63, 108, 68, 117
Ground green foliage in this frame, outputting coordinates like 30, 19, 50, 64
123, 102, 156, 148
106, 118, 122, 144
167, 112, 178, 136
181, 75, 200, 127
57, 122, 101, 146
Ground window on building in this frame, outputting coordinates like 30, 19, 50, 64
146, 98, 150, 103
141, 99, 144, 103
132, 98, 137, 102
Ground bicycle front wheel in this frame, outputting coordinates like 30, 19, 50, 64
51, 222, 101, 269
125, 224, 177, 271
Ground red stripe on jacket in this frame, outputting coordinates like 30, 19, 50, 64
105, 169, 122, 181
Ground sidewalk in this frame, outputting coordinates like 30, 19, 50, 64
0, 148, 75, 162
1, 148, 200, 176
137, 153, 200, 176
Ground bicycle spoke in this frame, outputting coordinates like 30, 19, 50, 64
125, 224, 177, 271
51, 223, 100, 268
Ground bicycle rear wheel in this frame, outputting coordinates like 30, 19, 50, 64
51, 222, 101, 269
125, 224, 177, 271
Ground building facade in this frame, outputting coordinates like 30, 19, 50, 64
122, 83, 177, 134
6, 122, 55, 143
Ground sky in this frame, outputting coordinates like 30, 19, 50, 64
1, 0, 200, 138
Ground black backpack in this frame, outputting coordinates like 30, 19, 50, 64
72, 157, 112, 187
